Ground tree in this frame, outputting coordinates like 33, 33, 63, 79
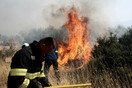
119, 27, 132, 51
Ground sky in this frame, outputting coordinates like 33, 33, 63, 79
109, 0, 132, 26
0, 0, 132, 36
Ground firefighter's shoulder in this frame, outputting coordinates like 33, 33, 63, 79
13, 47, 32, 62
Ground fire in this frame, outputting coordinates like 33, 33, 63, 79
58, 7, 92, 68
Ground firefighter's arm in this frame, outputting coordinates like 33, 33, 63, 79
53, 60, 60, 81
38, 65, 51, 87
39, 76, 52, 87
53, 49, 59, 75
53, 49, 60, 81
54, 49, 59, 72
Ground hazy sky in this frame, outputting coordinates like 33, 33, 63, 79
0, 0, 132, 35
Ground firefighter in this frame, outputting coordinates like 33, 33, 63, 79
44, 48, 60, 82
22, 42, 60, 83
7, 37, 55, 88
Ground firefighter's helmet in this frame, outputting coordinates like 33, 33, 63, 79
22, 43, 29, 48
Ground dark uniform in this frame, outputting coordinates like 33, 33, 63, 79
44, 48, 60, 81
7, 42, 50, 88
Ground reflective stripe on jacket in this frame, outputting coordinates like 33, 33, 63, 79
10, 68, 45, 79
8, 42, 46, 88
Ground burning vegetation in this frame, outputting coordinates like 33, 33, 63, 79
58, 7, 92, 68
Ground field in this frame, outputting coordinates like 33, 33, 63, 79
0, 56, 131, 88
0, 56, 91, 88
0, 57, 10, 88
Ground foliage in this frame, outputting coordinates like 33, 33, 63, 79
0, 38, 16, 61
119, 27, 132, 51
87, 28, 132, 87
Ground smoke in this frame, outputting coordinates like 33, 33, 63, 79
0, 0, 129, 45
16, 27, 68, 44
42, 0, 118, 43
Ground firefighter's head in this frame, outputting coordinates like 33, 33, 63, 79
37, 37, 55, 55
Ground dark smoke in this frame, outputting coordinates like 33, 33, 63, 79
17, 27, 68, 45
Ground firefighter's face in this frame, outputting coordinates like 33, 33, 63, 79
40, 44, 53, 55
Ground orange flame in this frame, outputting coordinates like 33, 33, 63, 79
58, 7, 92, 68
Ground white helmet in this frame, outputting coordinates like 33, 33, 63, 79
22, 43, 29, 48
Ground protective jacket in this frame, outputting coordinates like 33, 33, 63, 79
45, 48, 58, 61
8, 42, 50, 88
44, 48, 60, 81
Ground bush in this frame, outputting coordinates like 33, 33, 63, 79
87, 28, 132, 87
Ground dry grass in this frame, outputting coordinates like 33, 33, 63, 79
1, 57, 131, 88
0, 57, 91, 88
48, 66, 91, 88
48, 64, 131, 88
0, 57, 11, 88
0, 46, 10, 51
